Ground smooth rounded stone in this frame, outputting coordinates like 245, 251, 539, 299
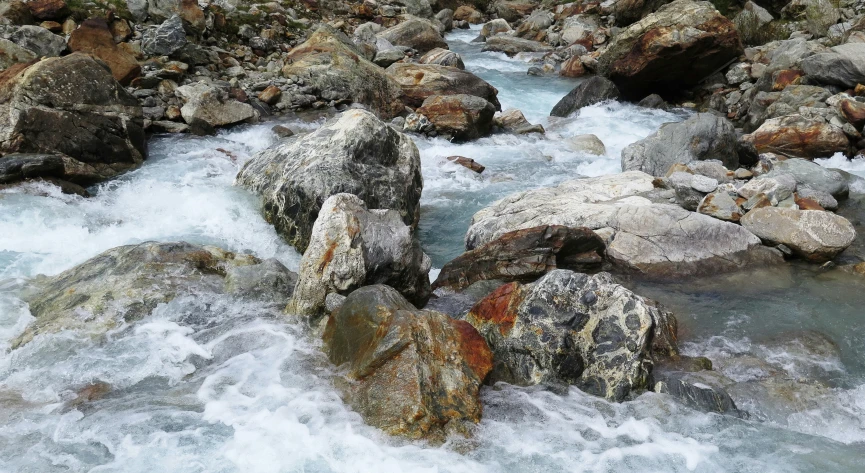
12, 242, 296, 349
566, 134, 606, 155
559, 55, 588, 78
5, 24, 66, 57
287, 194, 431, 319
26, 0, 69, 20
453, 5, 484, 23
764, 158, 848, 199
432, 225, 605, 291
416, 94, 495, 141
435, 8, 453, 31
236, 109, 422, 253
698, 190, 742, 221
738, 173, 797, 204
0, 37, 36, 69
418, 47, 464, 69
0, 54, 145, 184
68, 18, 141, 85
797, 186, 838, 211
596, 0, 742, 99
741, 207, 856, 262
637, 93, 668, 110
465, 270, 665, 401
481, 35, 552, 56
743, 115, 850, 159
689, 174, 719, 193
621, 113, 739, 177
376, 15, 447, 53
390, 0, 433, 18
175, 82, 257, 127
800, 43, 865, 89
386, 63, 500, 109
373, 47, 406, 67
142, 15, 187, 56
466, 172, 783, 279
652, 360, 740, 415
283, 25, 405, 119
322, 285, 492, 441
495, 108, 544, 134
550, 76, 620, 118
480, 18, 511, 38
686, 160, 732, 183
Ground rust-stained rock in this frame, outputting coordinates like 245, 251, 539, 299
743, 115, 850, 158
377, 15, 447, 54
596, 0, 742, 99
771, 69, 805, 91
453, 5, 483, 23
323, 285, 492, 441
418, 47, 465, 69
432, 225, 605, 291
26, 0, 68, 20
416, 94, 496, 140
495, 108, 544, 134
447, 156, 485, 173
697, 190, 742, 221
386, 63, 500, 109
841, 99, 865, 130
68, 18, 141, 86
559, 55, 588, 77
795, 195, 824, 210
257, 85, 281, 105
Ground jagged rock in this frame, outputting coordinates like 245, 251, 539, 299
481, 35, 552, 56
737, 173, 797, 205
416, 94, 496, 140
566, 134, 606, 155
386, 63, 500, 109
550, 76, 620, 118
373, 45, 406, 67
733, 0, 774, 27
621, 113, 738, 177
12, 242, 296, 348
800, 43, 865, 89
480, 18, 511, 38
741, 207, 856, 262
433, 225, 604, 291
4, 24, 66, 57
596, 0, 742, 99
495, 108, 544, 134
743, 115, 850, 158
283, 25, 405, 119
377, 15, 447, 53
514, 9, 552, 39
697, 190, 742, 221
0, 37, 36, 69
841, 99, 865, 130
390, 0, 433, 18
559, 55, 588, 78
145, 0, 205, 29
68, 18, 141, 85
0, 55, 145, 184
142, 15, 187, 56
175, 82, 257, 127
465, 270, 661, 401
322, 285, 492, 441
418, 47, 464, 69
287, 194, 430, 319
466, 172, 782, 279
236, 110, 422, 253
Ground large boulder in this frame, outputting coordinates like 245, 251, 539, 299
764, 158, 848, 199
287, 194, 431, 319
415, 94, 496, 141
743, 115, 849, 158
465, 172, 783, 279
741, 207, 856, 262
12, 241, 297, 348
0, 54, 146, 184
596, 0, 742, 99
141, 15, 187, 56
377, 16, 447, 53
465, 270, 664, 401
550, 76, 620, 117
322, 285, 492, 441
432, 225, 605, 291
800, 43, 865, 88
175, 82, 257, 127
386, 63, 500, 109
453, 5, 484, 23
236, 110, 422, 253
282, 25, 405, 119
621, 113, 738, 176
481, 35, 552, 56
68, 18, 141, 85
2, 24, 66, 57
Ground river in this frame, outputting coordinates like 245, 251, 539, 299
1, 25, 864, 472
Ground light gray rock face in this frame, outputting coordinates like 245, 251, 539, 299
621, 113, 738, 177
3, 24, 66, 57
0, 37, 36, 69
550, 76, 620, 118
765, 158, 848, 199
800, 43, 865, 88
481, 35, 552, 56
738, 173, 797, 204
236, 110, 423, 253
12, 241, 297, 349
466, 270, 670, 401
763, 85, 831, 121
466, 172, 782, 278
435, 9, 454, 31
142, 15, 187, 56
390, 0, 433, 18
698, 190, 742, 221
175, 82, 257, 127
418, 47, 465, 69
480, 18, 511, 38
377, 15, 447, 53
0, 54, 146, 184
127, 0, 148, 21
741, 207, 856, 262
287, 194, 431, 319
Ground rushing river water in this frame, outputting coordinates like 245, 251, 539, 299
1, 25, 865, 472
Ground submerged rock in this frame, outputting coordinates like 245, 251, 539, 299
550, 76, 620, 118
741, 207, 856, 262
386, 63, 501, 109
13, 242, 296, 348
495, 108, 544, 134
323, 285, 492, 441
0, 54, 146, 185
236, 110, 422, 253
287, 194, 431, 319
652, 358, 740, 415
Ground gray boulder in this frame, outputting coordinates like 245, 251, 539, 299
236, 110, 423, 253
418, 47, 465, 69
801, 43, 865, 88
741, 207, 856, 262
481, 35, 552, 56
175, 82, 257, 127
764, 158, 848, 199
652, 359, 740, 415
377, 15, 447, 53
287, 194, 431, 319
2, 24, 66, 57
142, 15, 187, 56
550, 77, 620, 118
621, 113, 738, 177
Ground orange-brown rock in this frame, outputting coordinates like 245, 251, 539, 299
27, 0, 68, 20
386, 63, 500, 109
559, 55, 588, 77
257, 85, 281, 105
40, 20, 62, 32
68, 18, 141, 85
447, 155, 485, 173
109, 18, 132, 43
323, 285, 492, 441
744, 115, 850, 158
771, 69, 805, 91
416, 94, 496, 141
453, 5, 483, 23
795, 196, 825, 210
841, 99, 865, 130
